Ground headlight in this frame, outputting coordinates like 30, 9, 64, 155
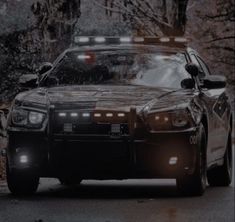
28, 111, 45, 125
171, 111, 189, 127
147, 110, 192, 131
12, 109, 28, 126
11, 108, 45, 128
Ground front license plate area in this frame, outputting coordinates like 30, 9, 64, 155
51, 140, 130, 175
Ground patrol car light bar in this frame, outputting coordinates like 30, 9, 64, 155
73, 36, 189, 46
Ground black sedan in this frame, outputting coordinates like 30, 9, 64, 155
5, 37, 233, 196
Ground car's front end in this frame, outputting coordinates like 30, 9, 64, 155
7, 84, 202, 181
6, 38, 212, 196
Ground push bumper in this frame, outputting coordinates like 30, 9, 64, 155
6, 127, 199, 179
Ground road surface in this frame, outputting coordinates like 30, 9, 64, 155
0, 177, 234, 222
0, 144, 234, 222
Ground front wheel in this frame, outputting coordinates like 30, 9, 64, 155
177, 124, 207, 196
6, 161, 39, 196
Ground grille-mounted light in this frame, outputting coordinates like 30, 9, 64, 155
117, 113, 125, 117
155, 115, 160, 120
70, 113, 78, 117
164, 117, 169, 122
106, 113, 113, 117
94, 113, 102, 117
58, 112, 67, 117
82, 113, 90, 118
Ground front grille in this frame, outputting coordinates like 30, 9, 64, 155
50, 110, 129, 135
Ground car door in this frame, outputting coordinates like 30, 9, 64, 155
191, 54, 228, 162
196, 56, 229, 160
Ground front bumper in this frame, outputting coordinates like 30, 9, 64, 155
6, 127, 199, 179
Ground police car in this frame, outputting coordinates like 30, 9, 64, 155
5, 36, 233, 196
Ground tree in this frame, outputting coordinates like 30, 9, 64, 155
31, 0, 81, 60
205, 0, 235, 70
186, 0, 234, 85
0, 0, 81, 102
92, 0, 189, 36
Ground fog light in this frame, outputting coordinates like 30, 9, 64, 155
19, 155, 28, 164
169, 157, 178, 165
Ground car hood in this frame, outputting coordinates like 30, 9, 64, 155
15, 85, 195, 112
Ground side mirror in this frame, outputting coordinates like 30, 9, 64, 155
19, 74, 38, 89
185, 63, 199, 77
202, 75, 226, 89
181, 78, 195, 89
44, 76, 59, 87
38, 62, 53, 75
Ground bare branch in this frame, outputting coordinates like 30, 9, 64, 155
213, 60, 235, 66
92, 0, 174, 36
205, 46, 235, 53
92, 0, 123, 14
207, 36, 235, 42
187, 1, 196, 11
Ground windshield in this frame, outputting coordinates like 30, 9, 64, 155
47, 49, 189, 89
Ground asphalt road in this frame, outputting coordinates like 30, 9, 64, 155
0, 175, 234, 222
0, 145, 234, 222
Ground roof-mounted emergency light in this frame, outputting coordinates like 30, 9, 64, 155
95, 37, 106, 43
73, 36, 189, 46
159, 37, 170, 42
120, 37, 132, 43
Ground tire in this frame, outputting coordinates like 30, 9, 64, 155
177, 123, 207, 196
58, 177, 82, 186
6, 160, 39, 196
207, 129, 233, 187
